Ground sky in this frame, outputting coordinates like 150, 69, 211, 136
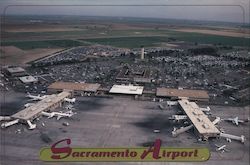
0, 0, 249, 23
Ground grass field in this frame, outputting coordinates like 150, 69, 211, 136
2, 15, 250, 49
1, 40, 87, 50
2, 29, 166, 40
83, 36, 170, 48
83, 32, 250, 48
170, 31, 250, 47
2, 29, 249, 49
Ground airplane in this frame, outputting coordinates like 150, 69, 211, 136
223, 116, 249, 126
212, 117, 221, 125
24, 103, 35, 108
1, 119, 19, 128
26, 93, 47, 101
166, 101, 178, 106
0, 116, 12, 121
26, 120, 36, 130
64, 98, 76, 103
169, 115, 188, 122
200, 106, 210, 112
215, 144, 230, 153
41, 110, 76, 120
54, 110, 76, 120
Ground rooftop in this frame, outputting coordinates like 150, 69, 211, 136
156, 88, 209, 100
48, 82, 101, 92
19, 76, 38, 83
178, 99, 220, 136
12, 91, 71, 120
6, 67, 25, 73
109, 84, 144, 95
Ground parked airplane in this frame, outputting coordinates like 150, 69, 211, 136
169, 115, 188, 122
0, 116, 12, 121
26, 93, 47, 101
41, 110, 76, 120
166, 101, 178, 106
64, 98, 76, 103
1, 119, 19, 128
26, 120, 36, 130
215, 144, 230, 153
54, 110, 76, 120
223, 116, 249, 126
24, 103, 35, 108
212, 117, 221, 125
200, 106, 211, 112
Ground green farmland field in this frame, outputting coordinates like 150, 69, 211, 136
83, 31, 250, 48
83, 36, 170, 48
1, 40, 87, 50
2, 29, 249, 49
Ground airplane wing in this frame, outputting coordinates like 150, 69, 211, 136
57, 116, 63, 120
47, 112, 55, 118
215, 144, 220, 148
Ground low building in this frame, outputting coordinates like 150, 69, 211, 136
156, 88, 209, 101
116, 68, 151, 84
47, 82, 101, 95
6, 67, 26, 77
19, 76, 38, 84
109, 84, 144, 95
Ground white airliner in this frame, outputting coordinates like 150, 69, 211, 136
41, 110, 76, 120
64, 98, 76, 103
212, 117, 221, 125
200, 106, 211, 112
223, 116, 249, 126
169, 115, 188, 122
166, 101, 178, 106
215, 144, 230, 153
24, 103, 35, 108
26, 93, 47, 101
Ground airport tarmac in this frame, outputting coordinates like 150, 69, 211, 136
0, 90, 28, 116
0, 95, 249, 165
